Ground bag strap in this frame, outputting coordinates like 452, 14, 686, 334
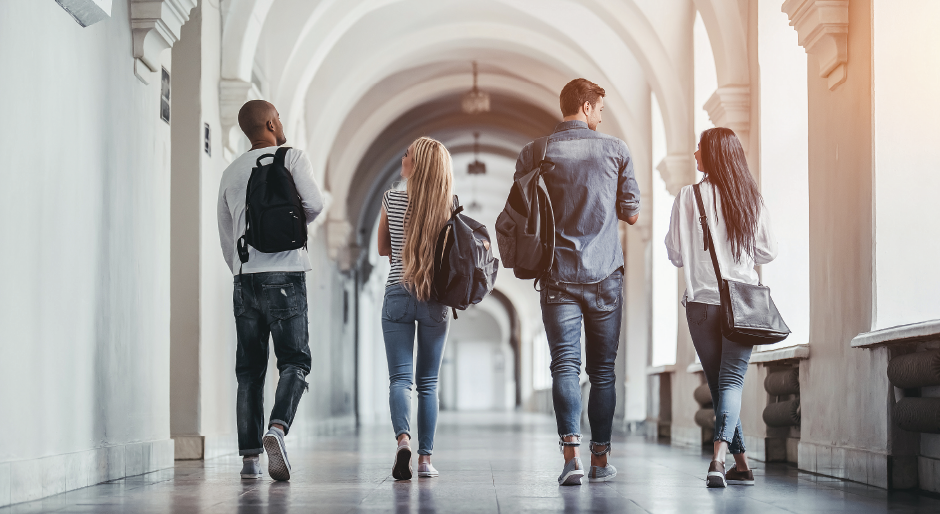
693, 183, 723, 284
533, 136, 549, 171
274, 146, 291, 168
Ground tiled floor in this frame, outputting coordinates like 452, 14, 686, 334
4, 412, 939, 513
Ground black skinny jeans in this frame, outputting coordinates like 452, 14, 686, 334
233, 272, 311, 455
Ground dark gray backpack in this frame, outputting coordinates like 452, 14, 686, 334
495, 136, 555, 285
433, 197, 499, 319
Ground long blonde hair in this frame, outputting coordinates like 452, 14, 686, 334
402, 137, 454, 301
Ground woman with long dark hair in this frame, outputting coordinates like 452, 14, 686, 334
377, 137, 454, 480
665, 127, 778, 488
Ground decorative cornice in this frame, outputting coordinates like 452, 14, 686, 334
703, 85, 751, 151
56, 0, 112, 27
782, 0, 849, 90
131, 0, 197, 75
219, 79, 261, 155
656, 155, 695, 197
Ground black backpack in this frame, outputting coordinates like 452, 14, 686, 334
433, 197, 499, 319
236, 147, 307, 266
494, 136, 555, 285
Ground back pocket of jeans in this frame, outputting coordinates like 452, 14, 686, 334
262, 283, 299, 320
595, 275, 622, 311
383, 288, 413, 322
233, 282, 246, 317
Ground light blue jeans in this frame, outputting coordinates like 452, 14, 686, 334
686, 302, 753, 454
382, 284, 450, 455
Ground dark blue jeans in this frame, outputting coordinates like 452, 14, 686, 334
233, 272, 311, 456
686, 302, 753, 454
382, 284, 450, 455
540, 269, 623, 446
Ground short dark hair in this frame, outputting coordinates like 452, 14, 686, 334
559, 79, 606, 116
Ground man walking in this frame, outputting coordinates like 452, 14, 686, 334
514, 79, 640, 485
217, 100, 324, 481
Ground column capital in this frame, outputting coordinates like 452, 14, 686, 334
219, 79, 261, 158
782, 0, 849, 90
131, 0, 197, 75
657, 155, 695, 197
703, 85, 751, 151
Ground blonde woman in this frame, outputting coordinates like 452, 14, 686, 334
377, 137, 454, 480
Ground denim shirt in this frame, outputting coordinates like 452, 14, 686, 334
514, 120, 641, 284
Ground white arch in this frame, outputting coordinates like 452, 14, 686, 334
220, 0, 275, 81
692, 0, 750, 86
221, 0, 693, 159
294, 24, 643, 219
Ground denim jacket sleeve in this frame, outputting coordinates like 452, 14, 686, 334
616, 141, 641, 221
513, 142, 532, 181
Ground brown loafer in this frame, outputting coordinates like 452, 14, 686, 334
726, 466, 754, 485
706, 460, 726, 488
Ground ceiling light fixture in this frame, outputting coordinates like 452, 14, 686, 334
461, 61, 490, 114
467, 132, 486, 175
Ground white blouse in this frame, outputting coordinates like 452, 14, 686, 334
664, 180, 778, 306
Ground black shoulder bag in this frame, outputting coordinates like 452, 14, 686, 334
693, 183, 790, 346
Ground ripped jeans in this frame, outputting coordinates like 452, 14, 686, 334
233, 272, 312, 456
686, 302, 753, 454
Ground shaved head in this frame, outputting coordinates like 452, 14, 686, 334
238, 100, 287, 146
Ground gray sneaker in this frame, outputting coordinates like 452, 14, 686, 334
240, 456, 262, 479
558, 457, 585, 486
588, 463, 617, 482
262, 426, 291, 481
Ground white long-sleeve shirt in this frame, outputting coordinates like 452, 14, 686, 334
664, 180, 777, 305
217, 147, 324, 274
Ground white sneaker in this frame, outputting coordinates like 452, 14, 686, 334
262, 427, 291, 481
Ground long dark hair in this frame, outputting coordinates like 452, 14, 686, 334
699, 127, 762, 263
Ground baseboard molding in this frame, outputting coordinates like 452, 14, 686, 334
920, 455, 940, 493
0, 438, 174, 508
798, 440, 919, 489
173, 434, 240, 461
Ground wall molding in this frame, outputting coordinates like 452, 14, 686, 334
782, 0, 849, 90
0, 439, 174, 508
131, 0, 198, 75
703, 85, 751, 151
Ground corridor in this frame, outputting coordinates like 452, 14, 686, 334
5, 413, 939, 514
4, 0, 940, 511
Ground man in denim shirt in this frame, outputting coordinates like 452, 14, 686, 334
514, 79, 640, 485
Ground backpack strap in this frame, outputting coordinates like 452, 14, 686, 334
274, 146, 291, 168
533, 136, 549, 170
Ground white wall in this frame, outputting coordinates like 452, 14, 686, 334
871, 0, 940, 329
651, 93, 678, 367
0, 0, 174, 505
756, 0, 809, 349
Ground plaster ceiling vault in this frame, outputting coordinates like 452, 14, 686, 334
217, 0, 749, 316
